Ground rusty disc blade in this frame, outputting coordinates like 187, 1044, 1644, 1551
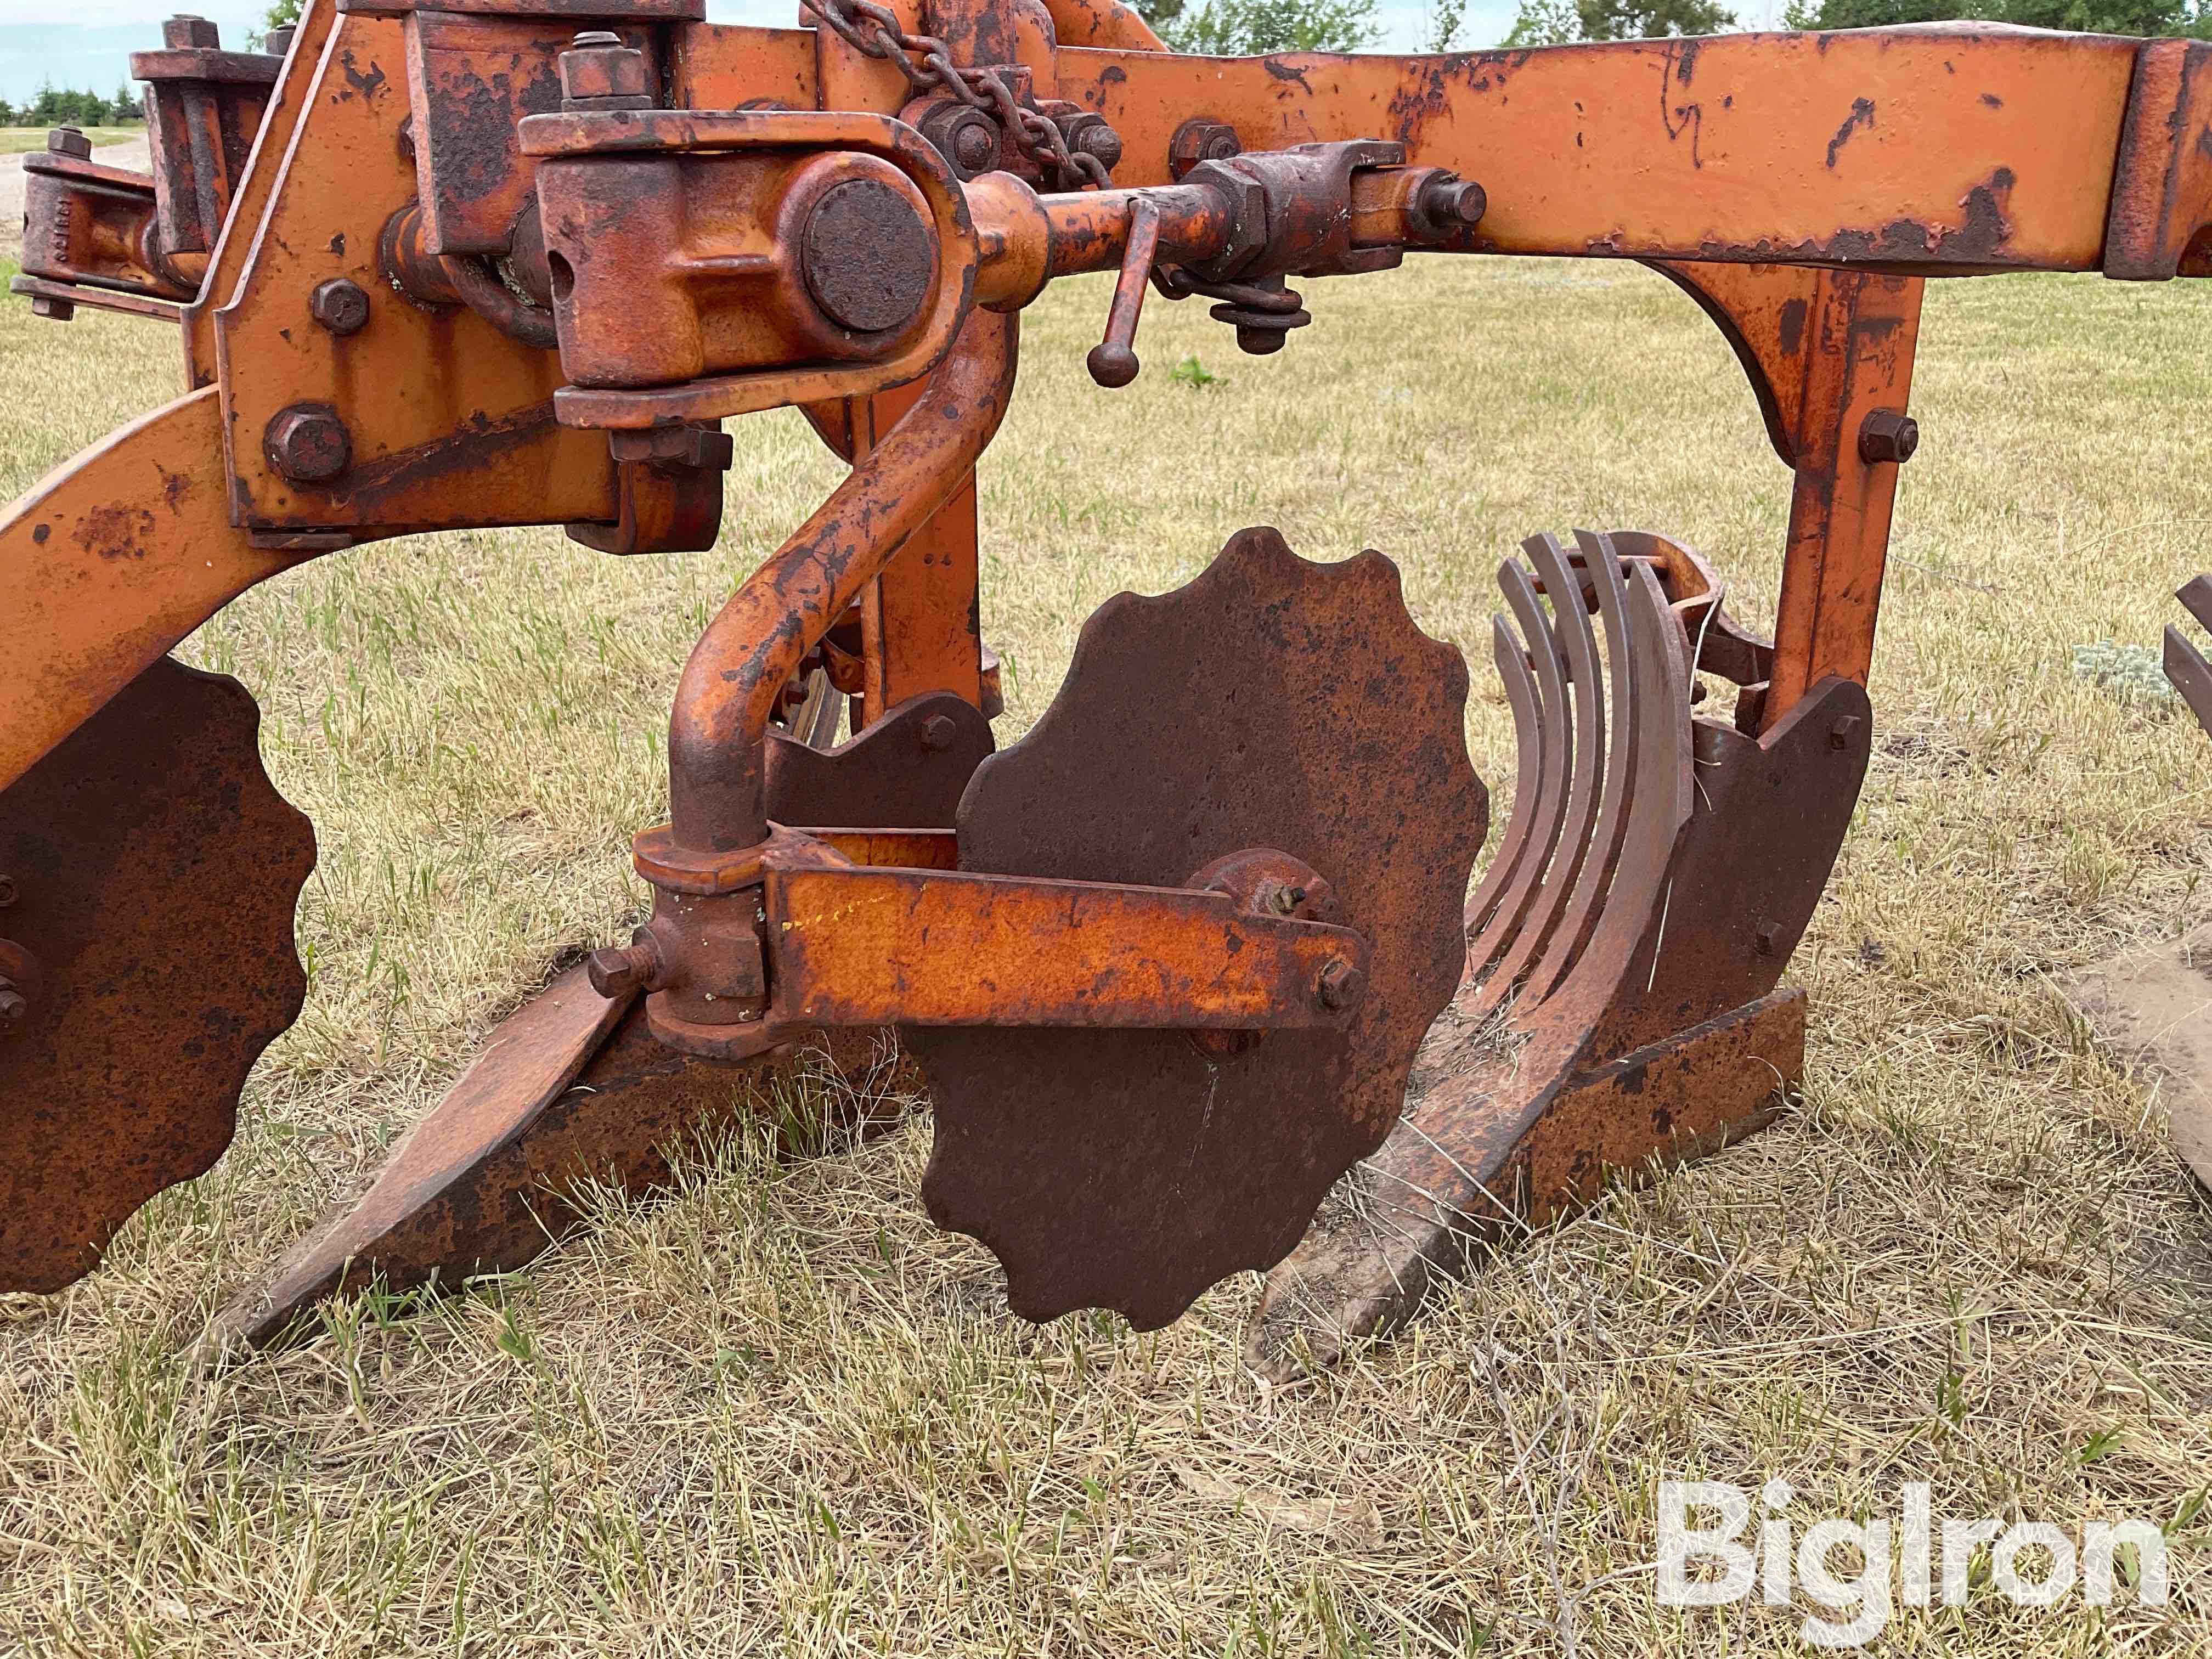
906, 526, 1487, 1330
0, 656, 315, 1292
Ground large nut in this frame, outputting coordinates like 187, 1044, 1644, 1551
45, 127, 91, 160
1315, 957, 1365, 1012
163, 14, 221, 48
309, 278, 370, 336
1168, 119, 1240, 180
0, 980, 23, 1029
915, 100, 1001, 181
264, 404, 352, 484
1858, 409, 1920, 465
1052, 110, 1124, 177
559, 30, 652, 110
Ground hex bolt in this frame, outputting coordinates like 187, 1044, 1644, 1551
46, 126, 91, 160
559, 30, 652, 111
1168, 119, 1239, 179
0, 874, 17, 907
164, 14, 221, 48
1829, 714, 1864, 752
1754, 924, 1779, 957
586, 932, 663, 998
1073, 121, 1124, 174
1858, 409, 1920, 465
264, 24, 296, 56
919, 713, 958, 752
953, 121, 996, 173
264, 404, 352, 484
30, 296, 75, 323
309, 278, 370, 337
0, 979, 24, 1029
1316, 957, 1365, 1012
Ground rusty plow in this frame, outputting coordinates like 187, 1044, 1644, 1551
8, 0, 2210, 1366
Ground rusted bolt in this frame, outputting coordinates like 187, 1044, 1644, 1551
1858, 410, 1919, 465
586, 931, 664, 999
264, 404, 352, 484
1754, 924, 1779, 957
164, 14, 221, 48
1316, 957, 1365, 1012
264, 24, 296, 55
309, 278, 370, 337
0, 980, 24, 1029
1168, 119, 1239, 180
0, 875, 17, 907
46, 127, 91, 160
1053, 111, 1124, 176
919, 713, 958, 752
1829, 714, 1864, 752
800, 178, 935, 336
1413, 173, 1487, 233
917, 101, 1000, 181
30, 296, 75, 323
560, 30, 652, 110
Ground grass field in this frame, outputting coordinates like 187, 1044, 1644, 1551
0, 128, 143, 155
2, 253, 2209, 1655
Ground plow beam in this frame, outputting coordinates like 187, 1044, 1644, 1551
0, 388, 306, 796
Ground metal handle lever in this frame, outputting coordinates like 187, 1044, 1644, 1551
1086, 196, 1162, 388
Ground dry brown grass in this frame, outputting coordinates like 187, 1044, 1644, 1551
2, 254, 2209, 1655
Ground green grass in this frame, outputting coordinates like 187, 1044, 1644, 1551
0, 258, 2208, 1654
0, 126, 144, 155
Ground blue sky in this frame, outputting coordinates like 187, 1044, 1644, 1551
0, 0, 1551, 108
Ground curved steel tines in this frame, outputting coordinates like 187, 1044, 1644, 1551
1466, 531, 1694, 1019
2164, 574, 2212, 739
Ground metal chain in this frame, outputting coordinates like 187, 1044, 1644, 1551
799, 0, 1109, 189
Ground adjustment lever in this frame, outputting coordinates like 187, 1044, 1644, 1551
1086, 196, 1163, 388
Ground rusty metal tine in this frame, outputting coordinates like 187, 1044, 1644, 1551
1470, 560, 1575, 996
2179, 573, 2212, 633
1527, 530, 1641, 1003
1482, 533, 1606, 1003
1571, 561, 1695, 988
1464, 614, 1545, 943
2163, 622, 2212, 737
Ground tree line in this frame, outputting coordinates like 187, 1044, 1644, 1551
1133, 0, 2212, 56
2, 85, 144, 130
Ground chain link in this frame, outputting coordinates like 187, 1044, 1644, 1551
799, 0, 1109, 189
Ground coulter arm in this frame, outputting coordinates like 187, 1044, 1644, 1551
5, 3, 2212, 1353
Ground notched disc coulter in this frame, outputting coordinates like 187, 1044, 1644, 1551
908, 527, 1488, 1329
0, 657, 314, 1291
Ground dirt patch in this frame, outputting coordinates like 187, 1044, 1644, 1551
2062, 926, 2212, 1190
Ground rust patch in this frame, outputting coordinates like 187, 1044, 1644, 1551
75, 503, 157, 561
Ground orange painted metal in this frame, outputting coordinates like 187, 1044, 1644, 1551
1057, 31, 2137, 268
765, 860, 1368, 1029
0, 389, 304, 795
2105, 38, 2212, 279
212, 13, 615, 534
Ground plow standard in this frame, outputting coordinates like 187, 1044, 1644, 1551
4, 2, 2209, 1368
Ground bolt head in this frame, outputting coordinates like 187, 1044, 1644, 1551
919, 713, 958, 753
163, 14, 220, 48
0, 982, 23, 1026
30, 295, 76, 323
309, 278, 370, 337
264, 24, 295, 55
1754, 925, 1779, 956
1829, 714, 1864, 752
264, 404, 352, 484
952, 120, 997, 173
46, 126, 91, 160
1316, 957, 1365, 1012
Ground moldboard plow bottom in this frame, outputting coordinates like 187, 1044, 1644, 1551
4, 0, 2208, 1367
